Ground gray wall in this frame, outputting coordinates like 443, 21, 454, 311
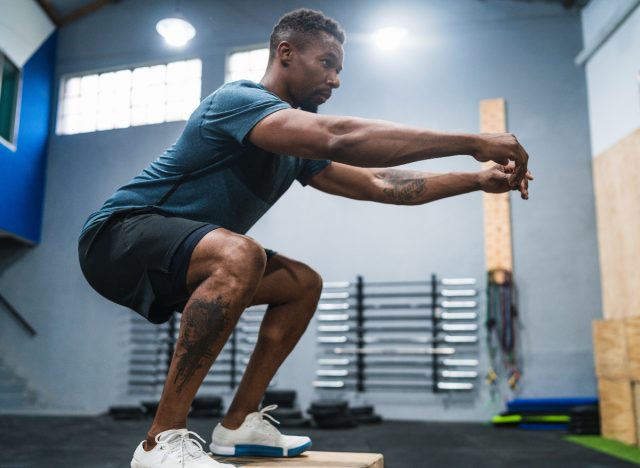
0, 0, 600, 420
581, 0, 640, 155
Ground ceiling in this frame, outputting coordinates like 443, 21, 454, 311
36, 0, 121, 27
37, 0, 588, 28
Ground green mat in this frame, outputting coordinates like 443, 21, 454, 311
493, 414, 570, 424
565, 435, 640, 465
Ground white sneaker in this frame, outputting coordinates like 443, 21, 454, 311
210, 405, 312, 457
131, 428, 235, 468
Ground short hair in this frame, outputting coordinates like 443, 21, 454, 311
269, 9, 346, 62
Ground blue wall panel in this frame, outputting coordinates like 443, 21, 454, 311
0, 32, 57, 244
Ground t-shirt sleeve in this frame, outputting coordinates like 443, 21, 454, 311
296, 159, 332, 186
200, 81, 290, 145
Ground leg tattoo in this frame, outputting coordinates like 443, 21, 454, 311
172, 297, 231, 394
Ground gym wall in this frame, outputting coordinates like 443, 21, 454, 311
0, 1, 57, 243
582, 0, 640, 445
0, 0, 599, 418
583, 0, 640, 318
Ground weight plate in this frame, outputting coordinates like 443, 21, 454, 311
350, 405, 374, 416
312, 413, 358, 429
310, 399, 349, 411
263, 389, 297, 407
192, 396, 223, 410
279, 418, 312, 428
271, 408, 303, 420
307, 407, 350, 417
356, 414, 383, 424
108, 406, 146, 420
141, 401, 160, 416
190, 409, 223, 418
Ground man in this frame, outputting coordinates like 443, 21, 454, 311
78, 8, 532, 468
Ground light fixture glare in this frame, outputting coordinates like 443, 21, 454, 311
156, 17, 196, 47
373, 27, 408, 51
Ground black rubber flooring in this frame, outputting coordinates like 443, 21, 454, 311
1, 415, 635, 468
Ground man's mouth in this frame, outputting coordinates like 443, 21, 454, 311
315, 92, 331, 103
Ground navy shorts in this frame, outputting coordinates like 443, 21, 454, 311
78, 208, 276, 324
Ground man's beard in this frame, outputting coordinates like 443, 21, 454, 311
300, 102, 318, 113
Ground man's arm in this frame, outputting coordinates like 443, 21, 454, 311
308, 162, 531, 204
248, 109, 529, 190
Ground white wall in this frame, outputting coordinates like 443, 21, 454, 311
581, 0, 640, 155
0, 0, 54, 67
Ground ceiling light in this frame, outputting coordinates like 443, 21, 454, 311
156, 17, 196, 47
372, 27, 408, 51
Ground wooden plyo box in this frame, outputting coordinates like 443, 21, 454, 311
213, 451, 384, 468
598, 377, 637, 446
593, 128, 640, 320
593, 318, 640, 446
625, 317, 640, 381
593, 319, 629, 379
635, 383, 640, 447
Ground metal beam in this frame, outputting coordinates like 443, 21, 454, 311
575, 0, 640, 66
60, 0, 119, 26
0, 292, 37, 337
36, 0, 62, 27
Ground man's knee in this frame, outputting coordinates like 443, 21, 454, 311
188, 230, 267, 293
283, 262, 323, 308
300, 266, 323, 301
220, 234, 268, 276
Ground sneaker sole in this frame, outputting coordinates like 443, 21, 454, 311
210, 440, 311, 457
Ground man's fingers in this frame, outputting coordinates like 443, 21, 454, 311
511, 176, 528, 199
499, 163, 515, 174
509, 154, 528, 188
514, 146, 530, 177
508, 171, 522, 188
520, 177, 529, 200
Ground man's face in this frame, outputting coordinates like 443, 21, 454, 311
287, 32, 343, 113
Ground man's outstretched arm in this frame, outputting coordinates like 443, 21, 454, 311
248, 109, 530, 191
308, 161, 532, 203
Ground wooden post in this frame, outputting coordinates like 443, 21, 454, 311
480, 98, 513, 283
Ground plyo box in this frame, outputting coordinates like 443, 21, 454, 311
213, 451, 384, 468
593, 318, 640, 446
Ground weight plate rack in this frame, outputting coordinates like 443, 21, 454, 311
126, 304, 274, 397
313, 274, 479, 393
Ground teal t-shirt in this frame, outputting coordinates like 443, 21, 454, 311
81, 80, 331, 235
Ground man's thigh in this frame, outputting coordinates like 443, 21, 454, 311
250, 254, 323, 306
79, 209, 214, 323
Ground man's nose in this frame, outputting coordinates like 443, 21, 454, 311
328, 72, 340, 89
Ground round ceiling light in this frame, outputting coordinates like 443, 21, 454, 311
156, 17, 196, 47
372, 27, 409, 51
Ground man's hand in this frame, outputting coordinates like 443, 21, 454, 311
479, 162, 534, 200
472, 133, 530, 192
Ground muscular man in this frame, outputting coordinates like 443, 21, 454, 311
78, 8, 532, 468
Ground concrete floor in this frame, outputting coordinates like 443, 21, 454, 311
1, 415, 635, 468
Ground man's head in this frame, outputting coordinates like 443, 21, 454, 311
267, 9, 346, 112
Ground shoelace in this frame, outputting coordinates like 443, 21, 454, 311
252, 404, 281, 435
156, 430, 208, 467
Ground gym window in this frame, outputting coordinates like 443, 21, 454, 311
56, 58, 202, 135
0, 51, 20, 148
225, 46, 269, 83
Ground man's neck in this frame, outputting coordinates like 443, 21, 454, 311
260, 71, 296, 108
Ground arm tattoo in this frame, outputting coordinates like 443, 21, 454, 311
376, 169, 426, 204
172, 297, 231, 394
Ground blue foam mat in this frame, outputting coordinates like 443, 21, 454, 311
507, 398, 598, 413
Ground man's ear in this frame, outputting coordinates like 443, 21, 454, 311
276, 41, 293, 67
